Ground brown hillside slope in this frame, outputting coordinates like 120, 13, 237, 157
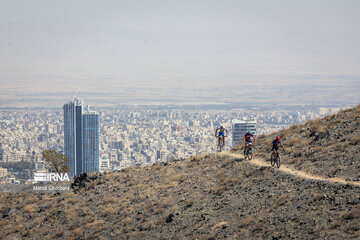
232, 104, 360, 181
1, 153, 359, 239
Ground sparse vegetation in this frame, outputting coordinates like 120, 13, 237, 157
0, 106, 359, 239
235, 105, 360, 181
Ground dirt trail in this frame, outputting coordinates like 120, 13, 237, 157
221, 152, 360, 187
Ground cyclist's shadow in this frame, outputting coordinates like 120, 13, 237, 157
233, 156, 246, 163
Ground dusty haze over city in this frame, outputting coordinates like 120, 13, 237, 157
1, 0, 359, 107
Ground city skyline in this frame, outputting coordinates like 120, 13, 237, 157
0, 103, 349, 183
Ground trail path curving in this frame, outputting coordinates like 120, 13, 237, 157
221, 152, 360, 187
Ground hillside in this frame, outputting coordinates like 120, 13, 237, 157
0, 106, 359, 239
232, 104, 360, 181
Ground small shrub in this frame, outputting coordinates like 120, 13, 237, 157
24, 204, 36, 213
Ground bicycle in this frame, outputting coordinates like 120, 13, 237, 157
216, 136, 225, 152
270, 150, 281, 168
244, 143, 253, 160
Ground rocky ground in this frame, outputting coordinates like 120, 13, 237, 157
233, 104, 360, 182
0, 105, 359, 239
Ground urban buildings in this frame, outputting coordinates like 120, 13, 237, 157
0, 168, 7, 178
64, 98, 99, 176
1, 104, 350, 183
232, 119, 257, 147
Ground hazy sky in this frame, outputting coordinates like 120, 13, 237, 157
1, 0, 359, 94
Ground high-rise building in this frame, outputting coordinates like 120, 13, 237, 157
64, 98, 99, 176
232, 119, 257, 147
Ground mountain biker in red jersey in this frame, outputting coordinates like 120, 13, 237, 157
243, 130, 256, 153
271, 136, 285, 154
215, 125, 228, 146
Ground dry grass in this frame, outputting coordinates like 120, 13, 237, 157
184, 198, 194, 207
333, 142, 347, 152
312, 146, 323, 152
141, 221, 154, 230
330, 220, 341, 229
342, 207, 360, 220
309, 120, 325, 132
268, 194, 289, 212
153, 207, 164, 215
161, 196, 173, 207
100, 205, 117, 218
212, 221, 228, 230
65, 208, 79, 223
0, 219, 10, 228
239, 216, 255, 227
63, 196, 77, 205
103, 195, 118, 205
311, 192, 323, 201
327, 118, 342, 128
345, 220, 360, 232
24, 204, 37, 213
157, 214, 168, 225
209, 186, 227, 195
352, 135, 360, 145
288, 137, 309, 147
288, 124, 300, 132
218, 173, 239, 187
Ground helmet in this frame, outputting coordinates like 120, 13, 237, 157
248, 130, 252, 134
220, 125, 224, 129
276, 136, 280, 141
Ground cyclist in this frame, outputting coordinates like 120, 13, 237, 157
215, 125, 228, 146
271, 136, 285, 156
243, 130, 256, 154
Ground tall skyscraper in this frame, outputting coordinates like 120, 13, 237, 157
64, 98, 99, 176
232, 119, 257, 147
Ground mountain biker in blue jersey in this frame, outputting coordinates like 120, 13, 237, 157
271, 136, 285, 154
215, 125, 228, 146
243, 130, 256, 153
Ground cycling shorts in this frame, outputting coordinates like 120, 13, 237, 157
218, 132, 225, 137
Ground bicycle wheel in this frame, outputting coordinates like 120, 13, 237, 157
276, 154, 281, 168
248, 147, 253, 160
270, 153, 275, 167
219, 138, 223, 152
